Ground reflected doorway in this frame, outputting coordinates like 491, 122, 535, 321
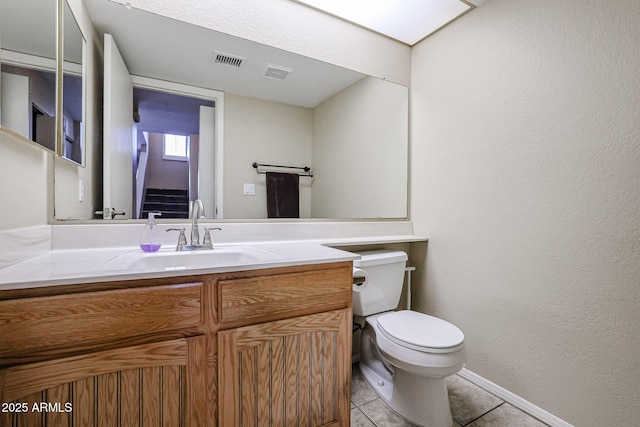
132, 87, 214, 219
1, 64, 56, 150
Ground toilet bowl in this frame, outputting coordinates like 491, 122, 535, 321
360, 311, 466, 426
353, 251, 467, 427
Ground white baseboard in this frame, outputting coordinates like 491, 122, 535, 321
457, 368, 573, 427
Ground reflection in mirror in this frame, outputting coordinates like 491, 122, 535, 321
0, 0, 57, 150
133, 87, 214, 219
61, 0, 85, 166
75, 0, 409, 220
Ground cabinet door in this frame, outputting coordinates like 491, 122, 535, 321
218, 308, 351, 427
0, 336, 207, 427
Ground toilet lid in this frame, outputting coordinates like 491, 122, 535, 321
377, 310, 464, 352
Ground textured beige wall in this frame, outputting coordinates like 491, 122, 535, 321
410, 0, 640, 425
0, 131, 51, 230
144, 133, 189, 190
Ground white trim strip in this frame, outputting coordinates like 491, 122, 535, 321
458, 368, 574, 427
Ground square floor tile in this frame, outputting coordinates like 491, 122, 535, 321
351, 408, 376, 427
446, 375, 504, 426
352, 364, 380, 407
359, 398, 418, 426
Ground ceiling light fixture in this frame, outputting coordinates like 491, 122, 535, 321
293, 0, 476, 45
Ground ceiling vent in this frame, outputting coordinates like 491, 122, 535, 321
264, 64, 294, 80
213, 51, 245, 68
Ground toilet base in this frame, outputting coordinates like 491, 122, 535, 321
360, 361, 454, 427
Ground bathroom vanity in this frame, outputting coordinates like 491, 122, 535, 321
0, 260, 353, 426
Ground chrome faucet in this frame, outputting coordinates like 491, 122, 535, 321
189, 199, 206, 245
167, 200, 221, 251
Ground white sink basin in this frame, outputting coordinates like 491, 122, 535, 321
105, 246, 280, 272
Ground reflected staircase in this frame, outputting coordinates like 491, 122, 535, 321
141, 188, 189, 219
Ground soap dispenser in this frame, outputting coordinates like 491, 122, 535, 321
140, 212, 162, 252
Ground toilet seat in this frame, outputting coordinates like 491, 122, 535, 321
377, 310, 465, 354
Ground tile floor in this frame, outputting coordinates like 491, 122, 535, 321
351, 364, 550, 427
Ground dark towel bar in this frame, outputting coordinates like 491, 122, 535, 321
252, 162, 313, 177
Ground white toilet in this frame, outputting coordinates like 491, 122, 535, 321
353, 250, 467, 427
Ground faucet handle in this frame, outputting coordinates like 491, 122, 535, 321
203, 227, 222, 247
166, 228, 187, 251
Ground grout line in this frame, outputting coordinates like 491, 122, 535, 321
352, 405, 378, 427
459, 402, 505, 426
362, 409, 378, 427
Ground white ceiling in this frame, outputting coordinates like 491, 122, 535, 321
84, 0, 366, 108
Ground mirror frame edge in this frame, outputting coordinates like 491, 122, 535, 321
55, 0, 64, 160
57, 0, 88, 168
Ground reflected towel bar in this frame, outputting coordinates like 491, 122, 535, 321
252, 162, 313, 177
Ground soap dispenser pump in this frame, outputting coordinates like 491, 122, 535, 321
140, 212, 162, 252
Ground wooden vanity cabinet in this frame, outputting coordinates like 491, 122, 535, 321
216, 264, 353, 427
0, 261, 353, 427
0, 279, 210, 427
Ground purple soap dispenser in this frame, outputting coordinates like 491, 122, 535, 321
140, 212, 162, 252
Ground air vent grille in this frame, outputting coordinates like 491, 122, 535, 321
213, 51, 245, 68
264, 64, 294, 80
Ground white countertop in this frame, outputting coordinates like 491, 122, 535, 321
0, 241, 361, 291
0, 221, 427, 291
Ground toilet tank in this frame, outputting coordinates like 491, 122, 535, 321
352, 250, 408, 317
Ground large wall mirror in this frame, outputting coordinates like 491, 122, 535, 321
0, 0, 85, 167
59, 0, 409, 221
1, 0, 58, 151
61, 0, 86, 166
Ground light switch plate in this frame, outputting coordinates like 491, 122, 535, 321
243, 183, 255, 195
78, 179, 84, 202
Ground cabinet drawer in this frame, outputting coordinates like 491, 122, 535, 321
0, 283, 203, 361
218, 264, 352, 328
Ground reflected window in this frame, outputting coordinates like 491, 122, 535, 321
163, 133, 188, 161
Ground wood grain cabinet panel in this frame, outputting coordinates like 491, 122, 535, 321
218, 308, 352, 427
0, 283, 203, 362
0, 337, 207, 427
218, 265, 352, 328
0, 261, 353, 426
